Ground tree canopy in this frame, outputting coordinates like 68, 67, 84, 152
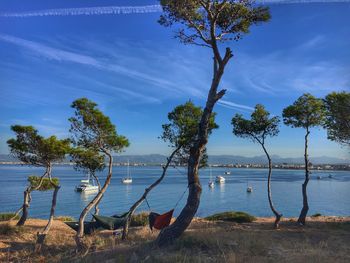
159, 0, 270, 47
7, 125, 70, 167
323, 91, 350, 146
232, 104, 279, 144
69, 98, 129, 153
70, 148, 105, 175
282, 93, 325, 130
160, 100, 218, 165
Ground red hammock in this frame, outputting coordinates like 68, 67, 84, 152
149, 209, 174, 230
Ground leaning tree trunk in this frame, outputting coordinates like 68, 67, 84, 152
156, 49, 232, 246
92, 174, 102, 216
298, 128, 310, 225
16, 171, 48, 226
122, 147, 180, 240
261, 144, 282, 228
75, 152, 113, 252
16, 189, 30, 226
35, 172, 60, 252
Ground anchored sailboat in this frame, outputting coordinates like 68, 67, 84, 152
208, 166, 215, 188
75, 172, 99, 192
121, 160, 132, 184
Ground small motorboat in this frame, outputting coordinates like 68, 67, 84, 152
224, 171, 231, 175
215, 176, 225, 183
75, 173, 99, 192
247, 186, 253, 193
317, 176, 322, 180
122, 160, 132, 184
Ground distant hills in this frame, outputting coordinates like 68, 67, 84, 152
0, 154, 348, 165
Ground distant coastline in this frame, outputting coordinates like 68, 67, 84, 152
0, 161, 349, 171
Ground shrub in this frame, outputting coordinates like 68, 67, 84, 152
0, 213, 19, 222
0, 223, 23, 235
28, 176, 59, 191
130, 212, 149, 227
311, 213, 322, 217
205, 211, 256, 223
54, 216, 75, 222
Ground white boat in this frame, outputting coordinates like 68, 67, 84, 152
75, 173, 99, 192
208, 166, 215, 188
224, 171, 231, 175
215, 175, 225, 183
246, 181, 253, 193
122, 161, 133, 184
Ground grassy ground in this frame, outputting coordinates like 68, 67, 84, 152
1, 216, 349, 263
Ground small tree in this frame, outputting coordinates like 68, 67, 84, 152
282, 93, 325, 225
70, 148, 105, 215
157, 0, 270, 245
232, 104, 282, 228
7, 125, 70, 251
122, 100, 217, 240
323, 91, 350, 146
69, 98, 129, 251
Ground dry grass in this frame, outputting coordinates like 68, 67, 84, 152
1, 216, 349, 263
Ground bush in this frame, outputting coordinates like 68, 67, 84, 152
0, 213, 19, 222
130, 212, 149, 227
311, 213, 322, 218
54, 216, 75, 222
28, 176, 59, 191
0, 223, 23, 235
205, 211, 256, 223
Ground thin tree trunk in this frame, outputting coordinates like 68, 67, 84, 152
35, 167, 60, 252
298, 128, 310, 225
17, 170, 48, 226
261, 143, 282, 228
75, 152, 113, 252
92, 174, 102, 216
122, 147, 180, 240
16, 189, 30, 226
156, 49, 232, 246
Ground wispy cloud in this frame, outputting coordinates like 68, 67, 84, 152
0, 34, 261, 111
0, 5, 162, 18
218, 100, 255, 112
0, 34, 101, 67
0, 1, 349, 18
228, 36, 350, 96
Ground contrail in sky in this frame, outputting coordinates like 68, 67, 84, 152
0, 1, 348, 18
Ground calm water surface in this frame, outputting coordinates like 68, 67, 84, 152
0, 165, 349, 219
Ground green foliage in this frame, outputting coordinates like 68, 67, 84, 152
159, 0, 270, 45
205, 211, 256, 223
69, 98, 129, 153
282, 93, 325, 130
54, 216, 75, 222
70, 147, 105, 175
7, 125, 70, 166
0, 213, 19, 221
323, 91, 350, 146
28, 176, 59, 191
161, 100, 218, 166
130, 212, 149, 227
311, 213, 322, 218
206, 211, 256, 223
232, 104, 279, 144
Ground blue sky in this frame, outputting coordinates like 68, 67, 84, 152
0, 1, 349, 159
